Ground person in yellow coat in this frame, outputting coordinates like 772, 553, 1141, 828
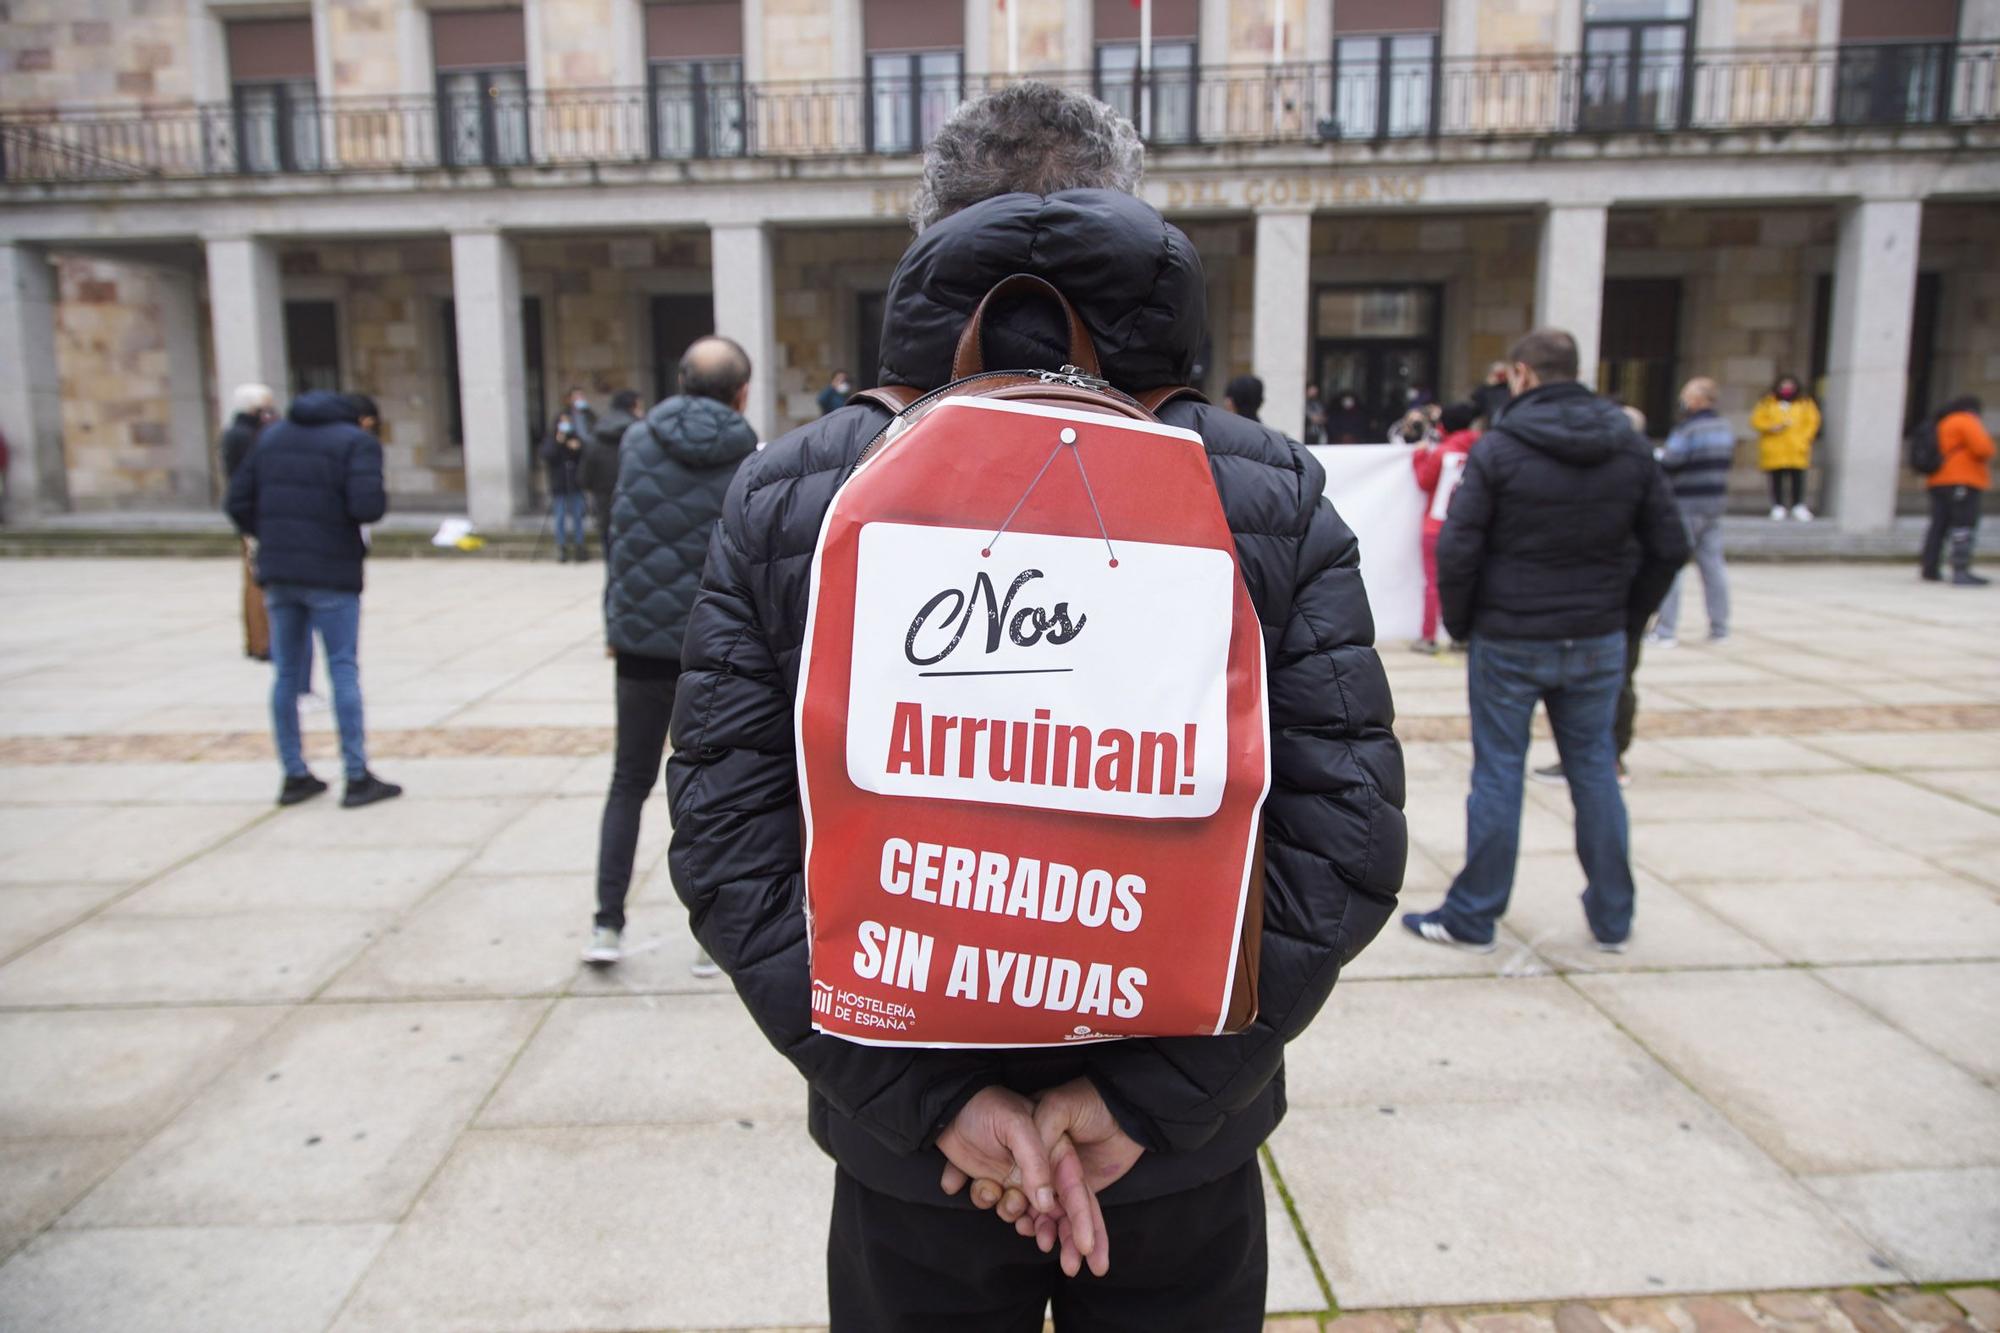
1750, 373, 1822, 521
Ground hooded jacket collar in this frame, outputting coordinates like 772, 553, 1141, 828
878, 189, 1207, 392
642, 394, 758, 469
1494, 381, 1636, 467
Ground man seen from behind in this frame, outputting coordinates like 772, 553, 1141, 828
224, 391, 402, 809
1408, 329, 1686, 954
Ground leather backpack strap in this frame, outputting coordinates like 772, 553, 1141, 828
951, 274, 1102, 381
850, 385, 924, 414
1136, 385, 1208, 416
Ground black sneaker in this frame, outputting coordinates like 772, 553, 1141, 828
1952, 570, 1991, 587
1401, 910, 1497, 954
1921, 569, 1944, 582
1531, 761, 1565, 785
278, 773, 329, 807
342, 773, 404, 808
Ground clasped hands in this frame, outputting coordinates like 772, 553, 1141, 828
935, 1079, 1145, 1279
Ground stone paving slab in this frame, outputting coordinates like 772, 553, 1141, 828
1271, 1092, 1891, 1309
1576, 971, 2000, 1175
0, 909, 391, 1006
0, 1223, 395, 1333
1815, 962, 2000, 1083
0, 558, 1996, 1328
63, 1000, 546, 1228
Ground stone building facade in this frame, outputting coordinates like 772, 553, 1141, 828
2, 0, 1998, 531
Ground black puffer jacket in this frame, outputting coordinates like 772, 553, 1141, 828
220, 411, 263, 480
666, 189, 1406, 1207
582, 406, 637, 517
604, 395, 758, 661
1436, 380, 1688, 643
223, 391, 386, 593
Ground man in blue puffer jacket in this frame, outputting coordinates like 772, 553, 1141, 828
225, 391, 402, 810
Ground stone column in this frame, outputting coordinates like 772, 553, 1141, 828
1252, 209, 1312, 442
205, 236, 290, 422
710, 222, 778, 442
1533, 203, 1608, 387
450, 230, 530, 528
156, 266, 216, 505
0, 243, 67, 519
1825, 198, 1922, 536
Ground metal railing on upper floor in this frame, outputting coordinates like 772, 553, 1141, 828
1, 42, 1994, 187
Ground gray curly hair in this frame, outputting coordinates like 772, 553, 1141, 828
910, 82, 1146, 234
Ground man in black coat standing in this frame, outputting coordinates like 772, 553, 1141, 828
1408, 329, 1686, 955
581, 388, 642, 553
665, 83, 1404, 1329
581, 343, 756, 974
225, 391, 402, 810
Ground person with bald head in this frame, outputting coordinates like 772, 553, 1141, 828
1651, 375, 1736, 647
582, 335, 758, 973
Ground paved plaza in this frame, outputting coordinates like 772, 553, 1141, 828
0, 555, 1995, 1333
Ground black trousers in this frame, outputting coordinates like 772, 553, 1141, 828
594, 669, 678, 930
827, 1160, 1268, 1333
1921, 485, 1984, 577
1768, 468, 1805, 508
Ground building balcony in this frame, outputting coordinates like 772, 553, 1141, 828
2, 42, 1996, 190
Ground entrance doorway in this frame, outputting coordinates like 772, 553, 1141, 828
1312, 284, 1442, 441
1599, 278, 1682, 438
650, 293, 717, 402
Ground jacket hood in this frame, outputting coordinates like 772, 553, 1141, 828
879, 189, 1207, 391
1494, 381, 1637, 466
288, 391, 359, 427
641, 394, 758, 468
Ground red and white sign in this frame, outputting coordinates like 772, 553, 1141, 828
797, 396, 1271, 1047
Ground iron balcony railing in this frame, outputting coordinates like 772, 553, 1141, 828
2, 42, 1994, 186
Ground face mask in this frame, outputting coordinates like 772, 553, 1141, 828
1776, 386, 1797, 401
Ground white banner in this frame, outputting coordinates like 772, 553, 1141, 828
1308, 444, 1429, 643
847, 522, 1235, 819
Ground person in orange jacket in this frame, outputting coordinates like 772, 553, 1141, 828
1921, 395, 1994, 587
1410, 401, 1480, 652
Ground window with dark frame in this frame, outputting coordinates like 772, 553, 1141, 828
1094, 42, 1198, 143
226, 18, 320, 173
863, 0, 964, 154
1327, 0, 1441, 140
1598, 277, 1682, 439
283, 301, 341, 397
1578, 0, 1695, 132
1092, 0, 1200, 143
647, 2, 745, 158
432, 9, 530, 167
1834, 0, 1959, 126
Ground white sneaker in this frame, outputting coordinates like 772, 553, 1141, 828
690, 947, 721, 978
1790, 503, 1813, 522
581, 926, 621, 966
1769, 505, 1787, 521
299, 690, 330, 712
1646, 632, 1678, 650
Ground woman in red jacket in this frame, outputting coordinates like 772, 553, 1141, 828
1411, 401, 1480, 652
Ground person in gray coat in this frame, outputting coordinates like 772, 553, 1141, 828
1652, 376, 1736, 646
582, 337, 758, 971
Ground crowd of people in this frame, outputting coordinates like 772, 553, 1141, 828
209, 77, 1998, 1332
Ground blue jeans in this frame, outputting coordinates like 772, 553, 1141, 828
1440, 630, 1636, 945
265, 584, 367, 781
552, 492, 586, 549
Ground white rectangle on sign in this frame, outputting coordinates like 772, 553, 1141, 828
847, 522, 1234, 819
